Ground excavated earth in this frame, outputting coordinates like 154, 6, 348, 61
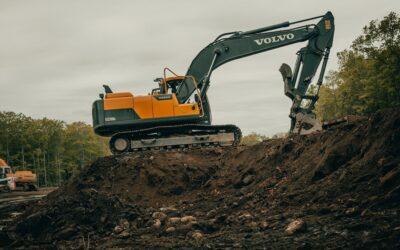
2, 108, 400, 249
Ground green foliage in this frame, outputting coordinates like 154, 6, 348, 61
316, 12, 400, 120
241, 132, 287, 146
241, 132, 269, 146
0, 111, 109, 186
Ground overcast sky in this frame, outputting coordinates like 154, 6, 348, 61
1, 1, 399, 135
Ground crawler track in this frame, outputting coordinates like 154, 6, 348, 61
109, 124, 242, 154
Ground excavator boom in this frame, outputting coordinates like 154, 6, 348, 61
177, 12, 334, 129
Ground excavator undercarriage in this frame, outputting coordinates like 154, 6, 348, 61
92, 12, 335, 154
109, 124, 241, 154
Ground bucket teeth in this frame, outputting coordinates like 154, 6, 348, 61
292, 113, 322, 135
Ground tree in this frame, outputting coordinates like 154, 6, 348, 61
0, 111, 109, 186
63, 122, 109, 174
241, 132, 269, 146
316, 12, 400, 120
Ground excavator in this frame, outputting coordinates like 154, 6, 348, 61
92, 12, 335, 154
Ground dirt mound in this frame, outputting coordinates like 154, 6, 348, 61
4, 108, 400, 248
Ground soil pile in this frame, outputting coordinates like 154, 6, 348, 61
4, 108, 400, 248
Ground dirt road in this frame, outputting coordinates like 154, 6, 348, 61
0, 188, 56, 233
0, 188, 55, 208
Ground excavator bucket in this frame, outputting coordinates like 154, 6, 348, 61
292, 113, 323, 135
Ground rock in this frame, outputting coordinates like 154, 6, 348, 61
247, 221, 258, 229
259, 221, 269, 229
177, 221, 197, 231
165, 227, 176, 233
242, 175, 255, 186
168, 217, 181, 225
191, 231, 204, 240
152, 212, 167, 221
380, 169, 400, 190
206, 209, 217, 218
345, 207, 358, 216
160, 206, 177, 213
113, 225, 123, 234
340, 229, 349, 237
120, 219, 130, 229
285, 219, 306, 235
181, 216, 196, 223
238, 212, 252, 221
119, 230, 130, 238
10, 212, 22, 218
153, 219, 161, 229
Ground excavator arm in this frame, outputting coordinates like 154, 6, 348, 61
176, 11, 334, 134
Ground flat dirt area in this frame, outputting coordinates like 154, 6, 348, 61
0, 188, 55, 206
0, 188, 56, 232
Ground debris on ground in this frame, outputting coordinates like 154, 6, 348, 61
2, 108, 400, 248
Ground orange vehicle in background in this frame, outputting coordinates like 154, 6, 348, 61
0, 158, 37, 191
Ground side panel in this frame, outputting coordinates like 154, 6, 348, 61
174, 104, 199, 116
153, 95, 174, 118
105, 92, 133, 98
104, 109, 139, 122
134, 96, 153, 119
171, 94, 200, 117
104, 96, 134, 110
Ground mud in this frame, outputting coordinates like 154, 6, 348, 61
2, 108, 400, 249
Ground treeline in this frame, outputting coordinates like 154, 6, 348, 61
0, 111, 109, 186
316, 12, 400, 120
241, 132, 288, 146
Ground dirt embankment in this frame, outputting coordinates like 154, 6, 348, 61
3, 108, 400, 248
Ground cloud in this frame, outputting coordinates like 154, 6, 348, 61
0, 0, 398, 135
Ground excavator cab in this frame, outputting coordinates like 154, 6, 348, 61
152, 76, 188, 95
164, 77, 184, 94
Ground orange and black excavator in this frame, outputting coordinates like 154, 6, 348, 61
92, 12, 335, 153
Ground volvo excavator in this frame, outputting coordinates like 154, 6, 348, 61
92, 12, 335, 154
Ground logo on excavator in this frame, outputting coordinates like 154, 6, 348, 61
254, 33, 295, 46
